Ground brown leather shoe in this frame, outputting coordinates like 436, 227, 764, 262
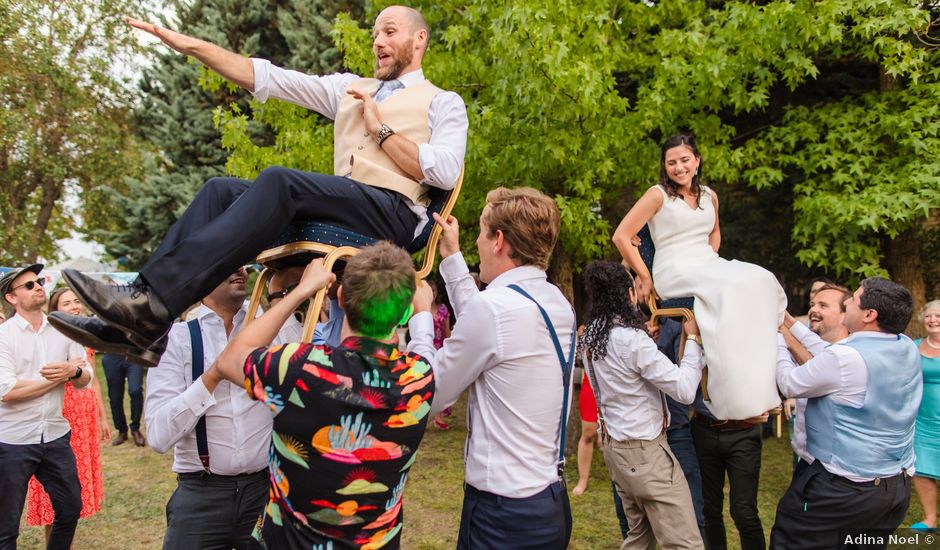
131, 430, 146, 447
112, 431, 128, 446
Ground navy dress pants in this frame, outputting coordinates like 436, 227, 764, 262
457, 481, 572, 550
102, 353, 144, 432
140, 167, 418, 315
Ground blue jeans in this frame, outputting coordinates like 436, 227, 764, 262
0, 433, 82, 549
612, 426, 705, 540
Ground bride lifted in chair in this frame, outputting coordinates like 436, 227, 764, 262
613, 134, 786, 420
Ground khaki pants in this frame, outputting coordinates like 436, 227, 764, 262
602, 432, 704, 550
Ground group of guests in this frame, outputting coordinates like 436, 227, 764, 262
2, 5, 935, 550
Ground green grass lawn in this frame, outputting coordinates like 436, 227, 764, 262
17, 366, 929, 548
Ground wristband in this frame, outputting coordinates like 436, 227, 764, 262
70, 366, 83, 380
686, 334, 702, 346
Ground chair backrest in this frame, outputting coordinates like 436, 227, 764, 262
407, 171, 464, 254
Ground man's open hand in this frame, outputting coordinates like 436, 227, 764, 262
346, 88, 382, 137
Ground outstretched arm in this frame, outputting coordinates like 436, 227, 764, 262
612, 187, 663, 303
127, 17, 255, 91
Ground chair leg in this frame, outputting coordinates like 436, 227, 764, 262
300, 246, 361, 343
244, 268, 273, 329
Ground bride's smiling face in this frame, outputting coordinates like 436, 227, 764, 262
663, 145, 700, 187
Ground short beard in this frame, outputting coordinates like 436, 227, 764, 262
375, 38, 414, 81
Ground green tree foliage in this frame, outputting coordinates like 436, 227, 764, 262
96, 0, 362, 268
0, 0, 148, 265
214, 1, 937, 299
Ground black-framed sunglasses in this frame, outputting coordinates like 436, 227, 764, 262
12, 280, 42, 292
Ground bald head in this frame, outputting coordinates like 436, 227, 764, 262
378, 5, 429, 37
372, 5, 429, 80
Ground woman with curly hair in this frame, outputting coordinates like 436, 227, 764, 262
612, 134, 786, 420
581, 260, 705, 549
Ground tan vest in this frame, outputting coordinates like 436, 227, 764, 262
334, 78, 443, 206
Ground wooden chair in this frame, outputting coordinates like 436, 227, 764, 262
245, 171, 464, 341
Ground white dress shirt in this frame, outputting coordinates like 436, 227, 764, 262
145, 302, 301, 475
780, 322, 829, 464
776, 330, 901, 481
585, 326, 704, 442
251, 61, 468, 236
408, 253, 575, 498
0, 313, 90, 444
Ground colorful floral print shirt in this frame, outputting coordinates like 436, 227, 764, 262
243, 336, 435, 549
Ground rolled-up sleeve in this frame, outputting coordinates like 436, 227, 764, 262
418, 91, 468, 190
0, 334, 14, 399
250, 58, 358, 120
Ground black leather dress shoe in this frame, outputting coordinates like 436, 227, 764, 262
112, 432, 128, 446
131, 430, 146, 447
48, 313, 168, 368
61, 269, 172, 349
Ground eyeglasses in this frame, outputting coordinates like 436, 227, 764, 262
12, 280, 42, 292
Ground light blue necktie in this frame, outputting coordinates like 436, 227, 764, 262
373, 80, 403, 103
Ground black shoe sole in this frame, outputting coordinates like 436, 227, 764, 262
60, 270, 164, 350
47, 315, 161, 368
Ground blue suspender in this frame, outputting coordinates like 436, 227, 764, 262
507, 284, 577, 476
187, 319, 211, 473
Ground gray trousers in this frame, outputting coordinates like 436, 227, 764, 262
163, 470, 268, 550
603, 432, 704, 550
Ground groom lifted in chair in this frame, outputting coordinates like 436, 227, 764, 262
50, 6, 467, 366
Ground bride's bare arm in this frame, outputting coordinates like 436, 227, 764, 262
612, 188, 663, 301
709, 190, 721, 253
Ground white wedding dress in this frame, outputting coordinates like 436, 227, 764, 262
648, 185, 786, 419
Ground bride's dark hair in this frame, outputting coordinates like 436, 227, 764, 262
580, 261, 648, 360
659, 134, 703, 204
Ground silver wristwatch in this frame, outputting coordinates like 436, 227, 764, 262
375, 124, 395, 146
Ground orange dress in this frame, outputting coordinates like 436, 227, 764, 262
26, 350, 104, 524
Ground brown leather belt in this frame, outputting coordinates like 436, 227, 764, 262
693, 414, 756, 432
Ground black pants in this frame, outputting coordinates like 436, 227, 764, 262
770, 460, 911, 550
457, 481, 572, 550
102, 354, 144, 432
163, 470, 268, 550
0, 433, 82, 550
691, 422, 765, 550
140, 167, 418, 314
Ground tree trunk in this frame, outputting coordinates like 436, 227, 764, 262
884, 227, 926, 337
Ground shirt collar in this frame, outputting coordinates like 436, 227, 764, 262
486, 265, 548, 289
196, 301, 249, 326
841, 330, 898, 344
12, 312, 48, 333
396, 69, 425, 88
339, 335, 402, 359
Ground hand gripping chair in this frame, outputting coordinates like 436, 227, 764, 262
245, 172, 464, 341
637, 225, 781, 434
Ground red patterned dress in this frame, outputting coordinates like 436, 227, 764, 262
26, 350, 105, 524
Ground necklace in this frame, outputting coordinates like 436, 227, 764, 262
926, 337, 940, 350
